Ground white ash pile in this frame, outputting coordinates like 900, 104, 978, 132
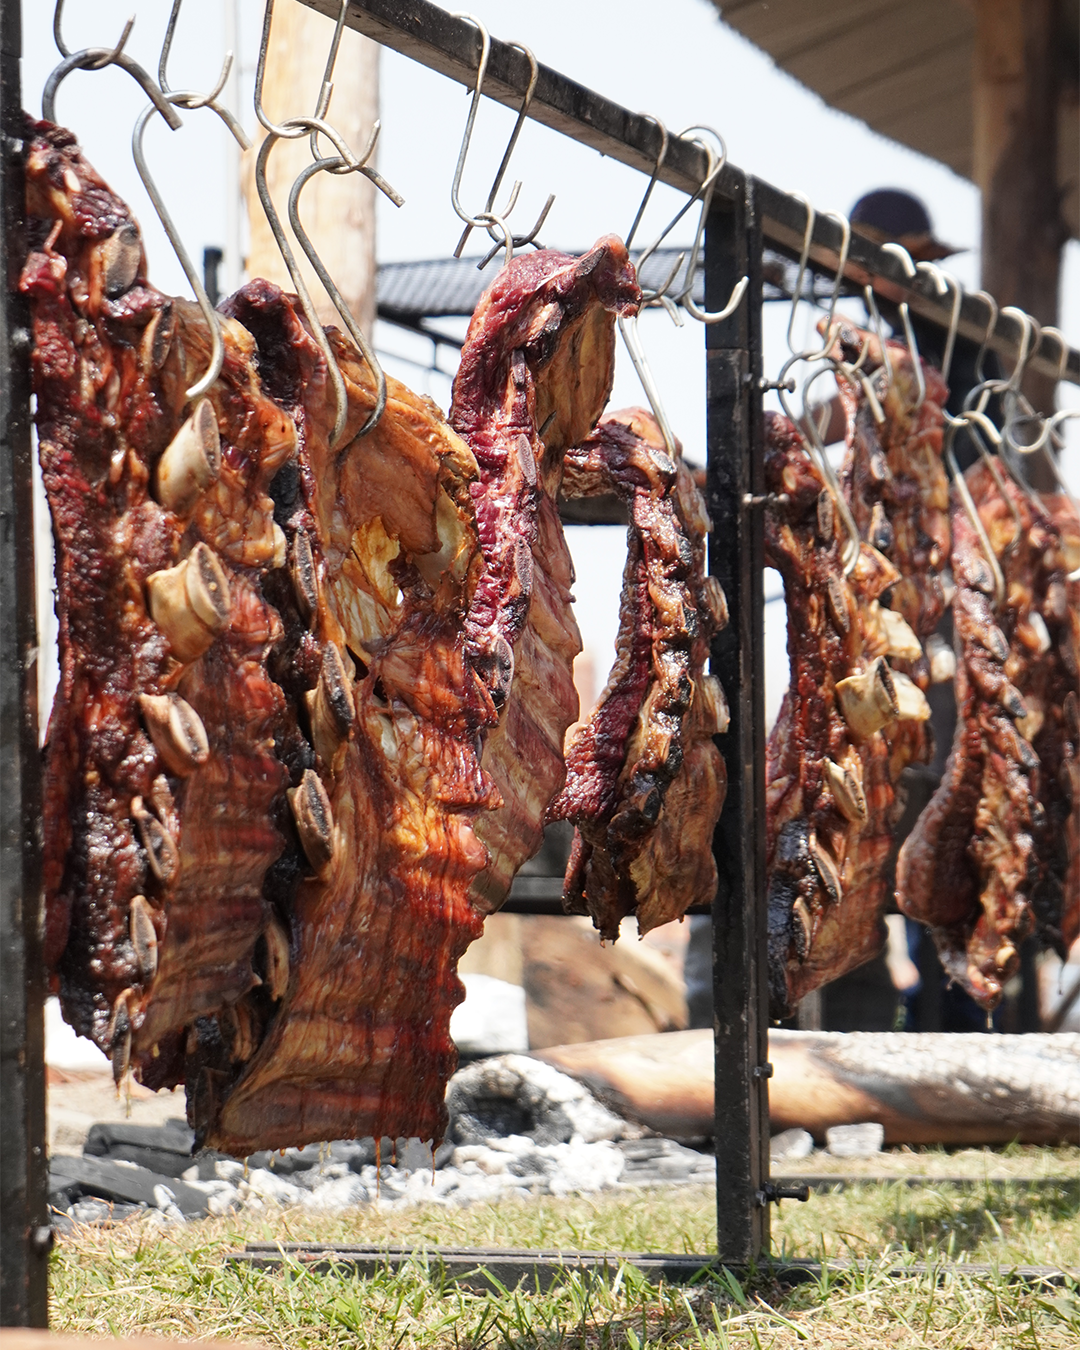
50, 1055, 716, 1228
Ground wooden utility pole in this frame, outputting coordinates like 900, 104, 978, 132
972, 0, 1069, 410
245, 4, 379, 335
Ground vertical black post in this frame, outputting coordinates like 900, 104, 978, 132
1, 0, 50, 1327
705, 173, 769, 1264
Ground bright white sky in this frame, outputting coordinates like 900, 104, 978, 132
25, 0, 1080, 728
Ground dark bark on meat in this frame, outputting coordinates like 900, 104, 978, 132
763, 414, 930, 1017
26, 121, 500, 1153
550, 408, 729, 939
449, 242, 641, 915
831, 321, 951, 653
898, 464, 1080, 1005
24, 121, 292, 1080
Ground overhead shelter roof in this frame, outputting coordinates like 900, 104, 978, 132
713, 0, 1079, 239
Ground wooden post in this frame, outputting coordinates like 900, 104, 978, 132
245, 4, 379, 333
972, 0, 1068, 412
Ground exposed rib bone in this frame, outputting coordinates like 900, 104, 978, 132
138, 692, 210, 776
155, 399, 221, 515
287, 768, 337, 876
147, 542, 231, 662
836, 656, 899, 738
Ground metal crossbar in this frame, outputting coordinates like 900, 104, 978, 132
299, 0, 1078, 386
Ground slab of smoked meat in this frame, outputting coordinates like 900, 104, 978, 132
549, 408, 730, 939
763, 414, 931, 1017
449, 241, 641, 915
188, 285, 492, 1154
23, 121, 295, 1081
898, 465, 1080, 1005
830, 320, 951, 679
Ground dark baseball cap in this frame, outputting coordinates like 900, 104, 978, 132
850, 189, 961, 261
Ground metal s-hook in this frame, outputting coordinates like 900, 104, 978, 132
625, 115, 669, 251
916, 260, 962, 387
945, 418, 1006, 610
53, 0, 135, 68
132, 103, 226, 399
289, 156, 389, 437
255, 133, 351, 448
880, 242, 926, 409
43, 38, 182, 130
449, 14, 554, 269
617, 312, 679, 459
673, 127, 748, 324
774, 359, 863, 574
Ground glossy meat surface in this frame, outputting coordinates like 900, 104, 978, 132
763, 414, 929, 1016
190, 288, 491, 1153
449, 241, 641, 914
27, 122, 497, 1152
24, 121, 292, 1078
898, 465, 1080, 1005
552, 409, 729, 939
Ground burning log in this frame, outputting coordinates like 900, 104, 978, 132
534, 1029, 1080, 1145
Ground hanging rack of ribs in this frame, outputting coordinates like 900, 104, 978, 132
549, 408, 730, 940
448, 242, 641, 916
829, 320, 952, 682
24, 121, 648, 1152
897, 461, 1080, 1006
25, 121, 296, 1083
763, 413, 930, 1017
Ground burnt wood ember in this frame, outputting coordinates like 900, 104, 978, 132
24, 120, 293, 1081
449, 242, 641, 916
551, 408, 729, 939
763, 414, 930, 1018
898, 464, 1080, 1005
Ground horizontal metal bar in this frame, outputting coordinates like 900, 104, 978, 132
296, 0, 1079, 385
229, 1244, 1075, 1289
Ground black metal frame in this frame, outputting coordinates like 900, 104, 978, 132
3, 0, 1080, 1322
1, 0, 49, 1327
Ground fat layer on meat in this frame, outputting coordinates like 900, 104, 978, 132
551, 408, 729, 939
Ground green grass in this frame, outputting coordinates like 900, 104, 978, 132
50, 1154, 1080, 1348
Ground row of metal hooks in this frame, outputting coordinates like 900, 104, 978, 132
40, 0, 1079, 560
42, 2, 756, 459
755, 192, 1080, 590
45, 0, 402, 445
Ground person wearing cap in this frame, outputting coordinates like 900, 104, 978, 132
850, 188, 959, 263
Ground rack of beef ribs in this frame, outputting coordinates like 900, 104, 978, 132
763, 413, 930, 1018
24, 121, 295, 1087
448, 241, 641, 917
897, 461, 1080, 1007
549, 408, 729, 939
